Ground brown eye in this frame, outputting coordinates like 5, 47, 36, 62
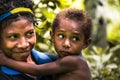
58, 34, 64, 39
26, 31, 34, 37
8, 35, 18, 40
72, 36, 79, 42
9, 35, 17, 39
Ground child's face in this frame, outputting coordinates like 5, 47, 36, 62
51, 19, 89, 57
0, 19, 36, 61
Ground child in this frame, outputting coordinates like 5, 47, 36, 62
0, 8, 92, 80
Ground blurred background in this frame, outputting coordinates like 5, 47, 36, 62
32, 0, 120, 80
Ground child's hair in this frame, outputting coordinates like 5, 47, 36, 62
52, 8, 92, 40
0, 0, 35, 30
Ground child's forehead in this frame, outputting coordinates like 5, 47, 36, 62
59, 18, 82, 30
56, 19, 83, 34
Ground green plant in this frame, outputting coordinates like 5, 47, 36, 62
83, 45, 120, 80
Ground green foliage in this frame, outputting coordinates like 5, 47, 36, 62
107, 21, 120, 44
83, 45, 120, 80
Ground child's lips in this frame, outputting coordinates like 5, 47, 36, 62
59, 51, 70, 56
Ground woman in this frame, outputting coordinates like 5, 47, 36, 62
0, 0, 55, 80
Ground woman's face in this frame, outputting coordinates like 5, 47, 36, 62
0, 19, 36, 61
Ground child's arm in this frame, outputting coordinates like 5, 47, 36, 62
0, 53, 77, 76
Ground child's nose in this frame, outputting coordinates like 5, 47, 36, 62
63, 39, 70, 49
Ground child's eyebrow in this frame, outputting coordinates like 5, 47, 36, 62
72, 31, 81, 34
57, 30, 65, 32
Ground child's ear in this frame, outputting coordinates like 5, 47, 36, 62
50, 30, 54, 42
83, 38, 92, 48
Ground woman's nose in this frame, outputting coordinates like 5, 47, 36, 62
17, 37, 29, 48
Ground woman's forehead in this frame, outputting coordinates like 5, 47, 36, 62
2, 19, 34, 34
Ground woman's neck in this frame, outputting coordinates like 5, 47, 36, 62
27, 54, 35, 64
26, 54, 37, 79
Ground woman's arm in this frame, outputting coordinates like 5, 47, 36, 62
1, 54, 77, 76
44, 52, 59, 61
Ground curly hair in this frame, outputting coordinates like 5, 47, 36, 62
52, 8, 92, 40
0, 0, 34, 14
0, 0, 34, 30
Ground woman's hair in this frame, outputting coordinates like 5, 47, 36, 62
52, 8, 92, 40
0, 0, 35, 30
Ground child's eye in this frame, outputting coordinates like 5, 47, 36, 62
58, 34, 64, 39
72, 36, 79, 42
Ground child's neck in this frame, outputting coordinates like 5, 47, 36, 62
79, 53, 85, 61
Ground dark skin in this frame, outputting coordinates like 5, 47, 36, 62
0, 53, 91, 80
0, 18, 92, 80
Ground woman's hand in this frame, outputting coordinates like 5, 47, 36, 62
0, 50, 7, 65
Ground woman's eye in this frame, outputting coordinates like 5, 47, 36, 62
58, 34, 64, 39
26, 31, 34, 37
8, 35, 18, 40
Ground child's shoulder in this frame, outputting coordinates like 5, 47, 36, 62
63, 55, 86, 62
58, 55, 86, 66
